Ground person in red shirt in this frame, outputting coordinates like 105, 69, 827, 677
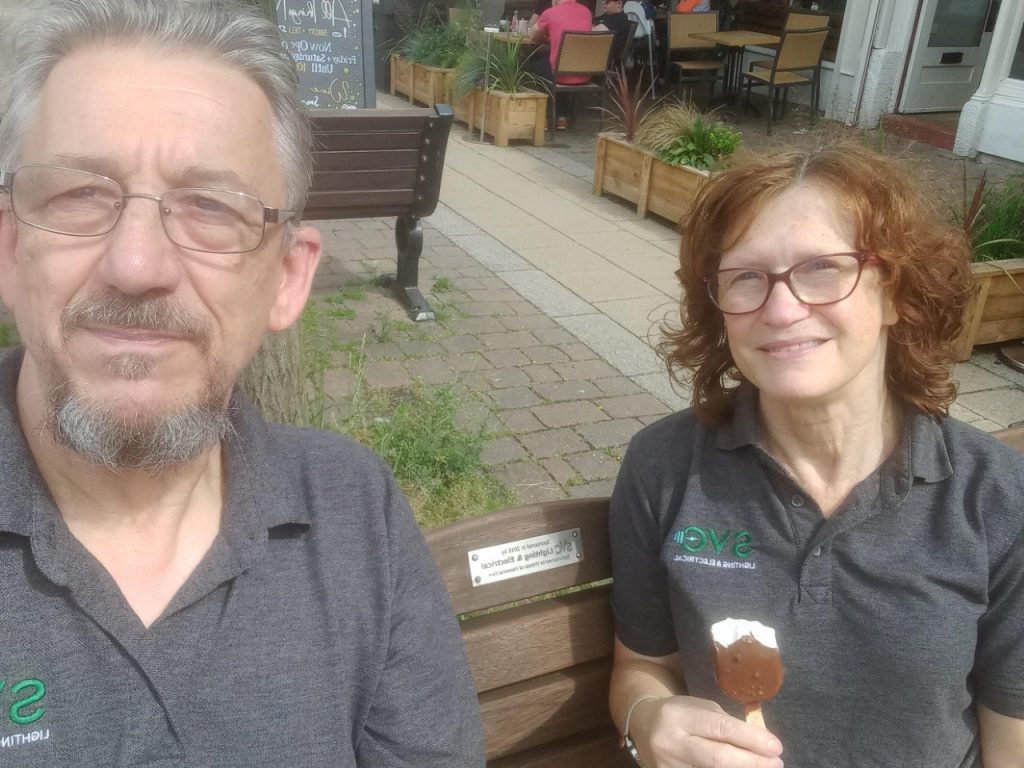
528, 0, 595, 127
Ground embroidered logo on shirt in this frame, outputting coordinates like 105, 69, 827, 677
0, 678, 50, 750
672, 526, 756, 569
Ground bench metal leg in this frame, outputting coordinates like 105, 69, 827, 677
377, 213, 435, 322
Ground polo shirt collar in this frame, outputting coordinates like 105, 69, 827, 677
0, 346, 311, 561
713, 380, 952, 484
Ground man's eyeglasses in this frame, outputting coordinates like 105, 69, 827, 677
0, 164, 299, 255
704, 252, 879, 315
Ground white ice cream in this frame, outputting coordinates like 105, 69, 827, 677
711, 618, 778, 649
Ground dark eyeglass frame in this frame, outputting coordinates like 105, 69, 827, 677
703, 251, 879, 315
0, 164, 299, 254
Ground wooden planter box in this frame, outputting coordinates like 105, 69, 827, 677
412, 63, 456, 108
390, 55, 414, 101
954, 258, 1024, 361
452, 91, 473, 125
390, 56, 456, 108
593, 132, 709, 227
469, 87, 547, 147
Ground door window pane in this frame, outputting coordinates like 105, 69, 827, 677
928, 0, 990, 48
1011, 17, 1024, 79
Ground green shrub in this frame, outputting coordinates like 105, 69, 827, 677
971, 174, 1024, 262
659, 118, 741, 171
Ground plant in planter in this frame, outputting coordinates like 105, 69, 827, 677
593, 88, 741, 225
390, 4, 472, 107
454, 37, 548, 146
952, 171, 1024, 360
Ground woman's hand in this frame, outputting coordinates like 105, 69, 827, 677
631, 694, 784, 768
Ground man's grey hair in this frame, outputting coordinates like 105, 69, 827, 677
0, 0, 312, 211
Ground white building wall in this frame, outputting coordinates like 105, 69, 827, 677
956, 0, 1024, 162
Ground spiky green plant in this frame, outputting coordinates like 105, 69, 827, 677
633, 100, 701, 153
597, 66, 653, 141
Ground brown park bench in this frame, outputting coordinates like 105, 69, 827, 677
425, 424, 1024, 766
305, 106, 454, 322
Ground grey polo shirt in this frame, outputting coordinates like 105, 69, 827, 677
610, 385, 1024, 768
0, 347, 484, 767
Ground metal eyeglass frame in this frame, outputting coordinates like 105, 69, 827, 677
0, 164, 299, 254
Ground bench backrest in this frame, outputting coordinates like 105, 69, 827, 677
426, 425, 1024, 766
304, 105, 453, 221
425, 497, 631, 767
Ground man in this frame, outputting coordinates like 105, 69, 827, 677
592, 0, 633, 69
0, 1, 484, 766
528, 0, 595, 128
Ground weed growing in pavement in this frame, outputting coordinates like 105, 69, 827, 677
299, 294, 516, 527
372, 311, 416, 344
432, 277, 454, 292
342, 380, 516, 527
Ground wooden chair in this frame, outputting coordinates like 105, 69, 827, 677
548, 31, 616, 138
666, 11, 724, 104
747, 11, 829, 74
741, 26, 828, 134
425, 498, 632, 767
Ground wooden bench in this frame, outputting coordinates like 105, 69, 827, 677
426, 425, 1024, 766
426, 498, 631, 767
306, 106, 454, 322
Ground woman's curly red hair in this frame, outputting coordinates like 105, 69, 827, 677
659, 142, 974, 426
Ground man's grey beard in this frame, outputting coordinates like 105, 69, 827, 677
47, 384, 232, 472
40, 290, 234, 471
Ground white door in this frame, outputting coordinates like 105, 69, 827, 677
900, 0, 998, 112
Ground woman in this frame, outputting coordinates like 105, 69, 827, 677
608, 144, 1024, 768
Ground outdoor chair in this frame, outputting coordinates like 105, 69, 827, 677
624, 1, 656, 93
747, 11, 829, 73
666, 11, 724, 105
741, 26, 828, 134
547, 31, 616, 138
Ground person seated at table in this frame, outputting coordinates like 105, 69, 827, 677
608, 143, 1024, 768
528, 0, 594, 129
676, 0, 710, 11
593, 0, 632, 67
529, 0, 553, 28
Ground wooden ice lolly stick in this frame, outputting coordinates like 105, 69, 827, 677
745, 702, 765, 729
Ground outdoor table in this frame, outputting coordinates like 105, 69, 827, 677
690, 29, 780, 102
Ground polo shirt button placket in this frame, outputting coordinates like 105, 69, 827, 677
791, 494, 804, 507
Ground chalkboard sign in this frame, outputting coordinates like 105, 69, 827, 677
275, 0, 374, 109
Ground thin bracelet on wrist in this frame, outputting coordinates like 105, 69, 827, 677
621, 695, 658, 767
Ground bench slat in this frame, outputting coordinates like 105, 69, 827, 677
489, 727, 631, 768
426, 498, 612, 615
313, 150, 420, 172
462, 585, 614, 693
314, 130, 428, 152
310, 168, 417, 192
479, 658, 614, 760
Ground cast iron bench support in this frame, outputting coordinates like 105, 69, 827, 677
305, 105, 454, 321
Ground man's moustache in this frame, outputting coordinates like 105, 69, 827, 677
61, 291, 210, 347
